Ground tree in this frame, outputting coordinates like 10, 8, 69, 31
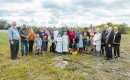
0, 19, 10, 29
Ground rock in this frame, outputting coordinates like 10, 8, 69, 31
54, 61, 68, 69
53, 56, 69, 69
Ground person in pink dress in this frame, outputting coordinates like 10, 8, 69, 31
68, 28, 75, 48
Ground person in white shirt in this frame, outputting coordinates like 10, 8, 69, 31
93, 28, 102, 56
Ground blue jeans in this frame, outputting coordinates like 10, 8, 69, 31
21, 40, 28, 56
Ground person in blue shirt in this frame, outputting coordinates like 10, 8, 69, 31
35, 34, 42, 55
8, 21, 20, 60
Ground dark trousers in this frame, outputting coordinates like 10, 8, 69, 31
50, 43, 55, 52
113, 45, 120, 57
10, 40, 19, 60
106, 45, 113, 59
100, 44, 106, 55
29, 41, 34, 54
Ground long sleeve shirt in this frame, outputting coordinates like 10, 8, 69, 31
8, 27, 20, 40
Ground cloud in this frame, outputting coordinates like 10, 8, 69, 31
0, 0, 130, 27
0, 0, 32, 3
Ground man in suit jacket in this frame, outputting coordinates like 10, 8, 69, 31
101, 25, 108, 56
113, 27, 121, 59
105, 27, 114, 60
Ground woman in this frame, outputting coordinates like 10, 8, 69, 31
68, 28, 75, 48
28, 27, 35, 55
93, 28, 102, 56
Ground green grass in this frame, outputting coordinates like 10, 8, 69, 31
0, 32, 130, 80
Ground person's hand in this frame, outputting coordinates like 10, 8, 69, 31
11, 41, 14, 44
26, 36, 29, 39
108, 44, 111, 47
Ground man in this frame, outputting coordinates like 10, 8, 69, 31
101, 25, 108, 56
113, 27, 121, 59
8, 21, 20, 60
38, 28, 46, 39
105, 27, 114, 60
19, 24, 29, 56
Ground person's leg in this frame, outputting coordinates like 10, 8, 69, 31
10, 41, 15, 59
21, 41, 25, 56
29, 41, 34, 55
108, 46, 112, 59
114, 46, 117, 58
15, 40, 19, 58
106, 46, 109, 60
25, 41, 29, 56
100, 45, 104, 55
29, 41, 31, 54
117, 46, 120, 57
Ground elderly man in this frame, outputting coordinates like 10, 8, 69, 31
113, 27, 121, 60
8, 21, 20, 60
105, 27, 114, 60
19, 24, 29, 56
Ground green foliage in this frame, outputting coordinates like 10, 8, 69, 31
0, 19, 10, 29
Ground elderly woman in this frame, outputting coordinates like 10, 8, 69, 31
93, 28, 102, 56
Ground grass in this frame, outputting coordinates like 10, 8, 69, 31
0, 32, 130, 80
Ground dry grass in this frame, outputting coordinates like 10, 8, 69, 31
0, 32, 130, 80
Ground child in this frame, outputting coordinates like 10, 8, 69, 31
55, 34, 63, 54
35, 34, 42, 55
85, 36, 91, 53
42, 36, 47, 56
69, 39, 78, 56
62, 31, 69, 54
78, 34, 83, 54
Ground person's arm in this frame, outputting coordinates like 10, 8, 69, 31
8, 28, 14, 44
8, 28, 13, 41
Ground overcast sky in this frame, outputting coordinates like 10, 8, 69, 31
0, 0, 130, 27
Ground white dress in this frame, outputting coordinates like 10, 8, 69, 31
93, 33, 101, 51
56, 37, 63, 52
62, 35, 69, 52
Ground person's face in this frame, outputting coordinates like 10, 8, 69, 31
12, 22, 16, 27
37, 34, 39, 38
114, 28, 118, 32
80, 34, 82, 37
23, 24, 27, 29
64, 32, 67, 35
43, 36, 46, 40
108, 28, 112, 32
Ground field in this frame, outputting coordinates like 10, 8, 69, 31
0, 32, 130, 80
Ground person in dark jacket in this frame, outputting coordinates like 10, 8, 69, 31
105, 27, 114, 60
113, 26, 121, 59
101, 25, 108, 56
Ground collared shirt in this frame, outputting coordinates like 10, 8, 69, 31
8, 27, 20, 40
19, 28, 29, 41
114, 31, 118, 41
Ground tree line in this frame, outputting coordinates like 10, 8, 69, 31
0, 19, 130, 34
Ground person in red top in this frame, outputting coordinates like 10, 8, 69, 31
68, 28, 75, 48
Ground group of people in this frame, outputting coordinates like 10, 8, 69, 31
8, 21, 121, 60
